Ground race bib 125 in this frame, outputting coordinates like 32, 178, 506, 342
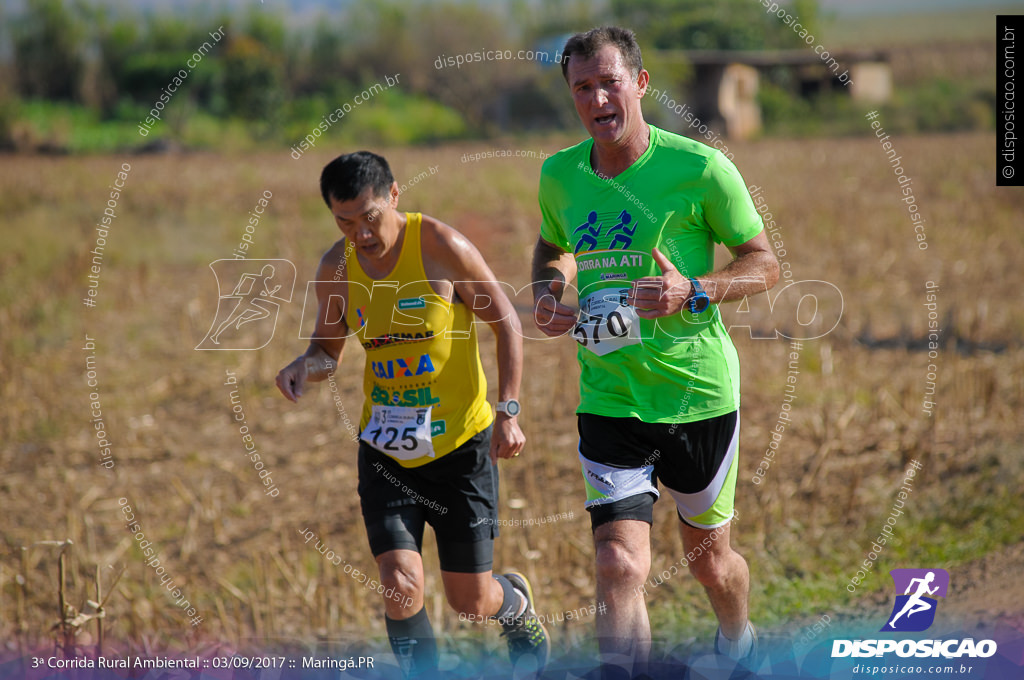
360, 405, 434, 460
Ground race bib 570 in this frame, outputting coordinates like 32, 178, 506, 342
572, 289, 642, 357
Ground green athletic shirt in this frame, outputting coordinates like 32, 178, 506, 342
538, 124, 763, 423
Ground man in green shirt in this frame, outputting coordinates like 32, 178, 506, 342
532, 26, 779, 677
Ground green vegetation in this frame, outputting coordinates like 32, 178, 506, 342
2, 0, 994, 154
820, 4, 1017, 48
1, 0, 592, 151
758, 78, 995, 137
613, 0, 820, 51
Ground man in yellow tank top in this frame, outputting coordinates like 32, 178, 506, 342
276, 151, 548, 678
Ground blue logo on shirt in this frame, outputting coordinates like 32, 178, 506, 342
573, 210, 636, 253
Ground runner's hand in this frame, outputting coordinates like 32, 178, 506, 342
627, 247, 692, 319
490, 414, 525, 464
533, 279, 578, 337
276, 356, 308, 402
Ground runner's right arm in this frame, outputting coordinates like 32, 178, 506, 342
275, 243, 350, 402
531, 236, 578, 337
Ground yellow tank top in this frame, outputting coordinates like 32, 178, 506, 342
346, 213, 492, 467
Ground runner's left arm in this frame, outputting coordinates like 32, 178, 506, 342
424, 221, 526, 463
627, 234, 779, 318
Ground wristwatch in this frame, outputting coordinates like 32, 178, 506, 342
496, 400, 521, 417
687, 278, 710, 314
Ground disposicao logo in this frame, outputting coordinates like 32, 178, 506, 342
831, 568, 997, 659
882, 568, 947, 632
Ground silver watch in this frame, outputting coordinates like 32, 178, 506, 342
496, 400, 521, 417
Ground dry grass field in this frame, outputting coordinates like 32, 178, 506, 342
1, 130, 1022, 664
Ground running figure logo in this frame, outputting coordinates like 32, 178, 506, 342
196, 259, 296, 350
881, 568, 949, 632
573, 209, 636, 253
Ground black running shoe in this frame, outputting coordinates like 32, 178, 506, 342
499, 571, 550, 676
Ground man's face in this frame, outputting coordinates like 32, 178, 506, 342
566, 44, 649, 147
327, 183, 400, 260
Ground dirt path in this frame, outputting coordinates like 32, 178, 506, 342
945, 541, 1024, 631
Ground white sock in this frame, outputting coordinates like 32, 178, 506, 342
716, 622, 753, 659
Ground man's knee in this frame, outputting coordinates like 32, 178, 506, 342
687, 547, 741, 589
377, 553, 423, 598
596, 536, 650, 587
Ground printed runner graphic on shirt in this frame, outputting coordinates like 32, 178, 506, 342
571, 207, 651, 355
573, 209, 637, 253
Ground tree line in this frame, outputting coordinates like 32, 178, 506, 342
0, 0, 818, 148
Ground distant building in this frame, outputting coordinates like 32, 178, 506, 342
658, 49, 892, 139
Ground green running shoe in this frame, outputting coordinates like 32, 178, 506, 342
499, 571, 550, 676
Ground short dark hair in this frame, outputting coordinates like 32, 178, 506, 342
560, 26, 643, 83
319, 151, 394, 207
